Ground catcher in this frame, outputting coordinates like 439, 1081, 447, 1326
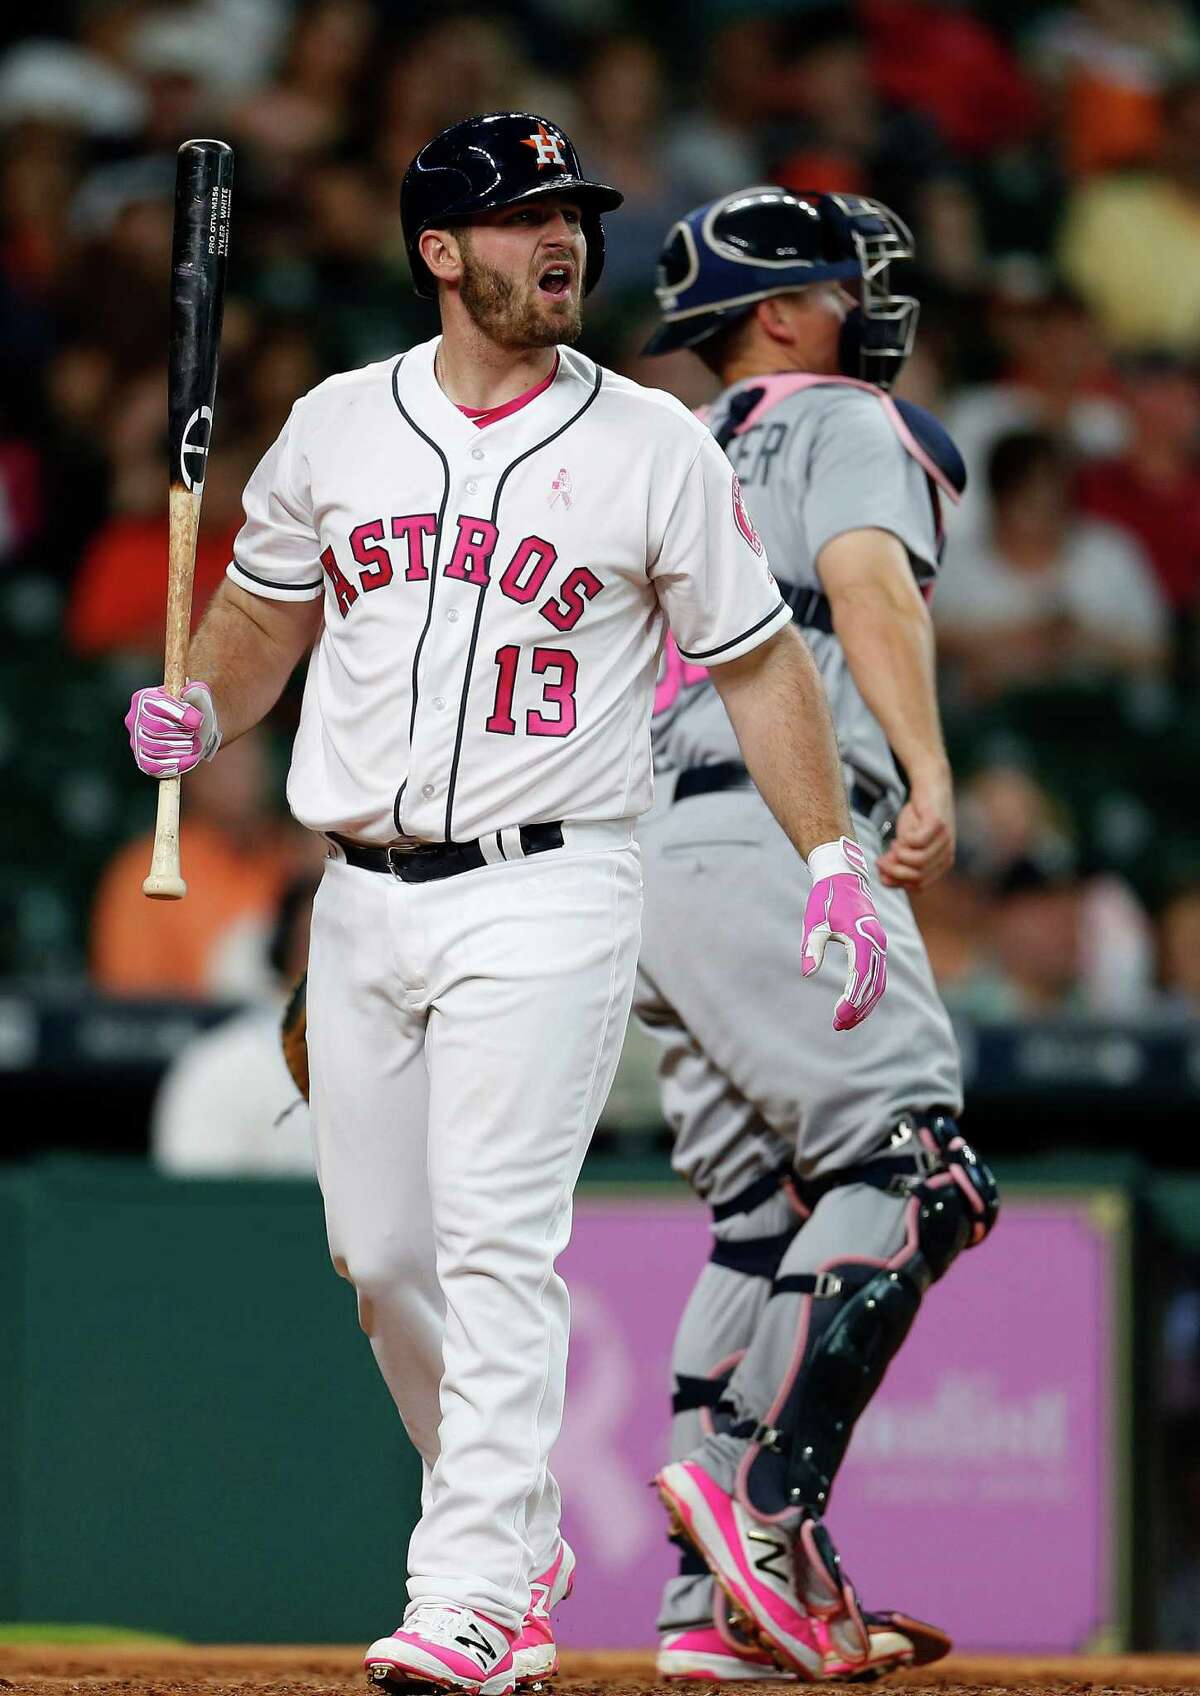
636, 187, 1000, 1680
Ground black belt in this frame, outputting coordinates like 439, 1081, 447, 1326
673, 760, 894, 829
329, 822, 564, 884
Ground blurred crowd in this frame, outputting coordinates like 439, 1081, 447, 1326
1, 0, 1199, 1026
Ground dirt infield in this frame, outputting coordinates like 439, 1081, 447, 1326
2, 1644, 1200, 1696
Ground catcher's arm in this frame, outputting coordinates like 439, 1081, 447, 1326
281, 971, 309, 1101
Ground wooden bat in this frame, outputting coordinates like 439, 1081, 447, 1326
143, 138, 234, 900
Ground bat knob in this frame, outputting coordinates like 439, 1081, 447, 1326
142, 872, 187, 901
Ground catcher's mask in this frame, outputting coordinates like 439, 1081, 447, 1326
644, 185, 918, 390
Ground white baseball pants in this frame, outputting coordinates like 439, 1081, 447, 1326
306, 822, 641, 1632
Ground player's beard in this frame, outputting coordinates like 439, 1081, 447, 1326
458, 242, 583, 349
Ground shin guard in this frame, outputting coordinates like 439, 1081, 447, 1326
735, 1115, 999, 1521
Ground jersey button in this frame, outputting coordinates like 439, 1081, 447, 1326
421, 783, 435, 799
465, 479, 479, 494
470, 447, 485, 461
447, 608, 459, 623
433, 695, 445, 710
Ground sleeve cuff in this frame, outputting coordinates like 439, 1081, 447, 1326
676, 599, 791, 666
812, 521, 936, 578
227, 559, 324, 602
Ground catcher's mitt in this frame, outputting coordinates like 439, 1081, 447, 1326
281, 971, 309, 1101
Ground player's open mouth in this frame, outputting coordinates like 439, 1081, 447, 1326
537, 263, 572, 299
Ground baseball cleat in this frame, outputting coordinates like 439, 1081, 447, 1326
512, 1540, 576, 1686
658, 1603, 951, 1684
832, 1611, 952, 1681
657, 1623, 796, 1680
365, 1605, 517, 1696
655, 1460, 870, 1678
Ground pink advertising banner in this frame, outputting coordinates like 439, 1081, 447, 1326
554, 1190, 1127, 1652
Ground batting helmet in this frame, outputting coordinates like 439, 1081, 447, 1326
400, 111, 623, 299
644, 186, 918, 390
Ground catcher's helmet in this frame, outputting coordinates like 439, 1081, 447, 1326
401, 111, 623, 299
644, 186, 918, 390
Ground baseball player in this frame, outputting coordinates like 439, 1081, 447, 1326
124, 121, 893, 1696
634, 189, 1001, 1681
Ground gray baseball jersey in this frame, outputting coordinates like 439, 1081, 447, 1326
652, 376, 951, 804
636, 371, 964, 1192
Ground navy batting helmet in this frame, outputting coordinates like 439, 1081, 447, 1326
644, 186, 918, 390
400, 111, 623, 299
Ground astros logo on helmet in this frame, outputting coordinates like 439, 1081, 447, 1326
521, 123, 566, 168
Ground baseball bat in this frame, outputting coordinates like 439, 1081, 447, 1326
143, 138, 234, 900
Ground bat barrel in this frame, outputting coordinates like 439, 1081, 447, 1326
168, 138, 234, 501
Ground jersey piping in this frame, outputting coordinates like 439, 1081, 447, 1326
390, 352, 453, 836
677, 601, 789, 662
443, 362, 604, 841
231, 560, 323, 592
457, 354, 560, 428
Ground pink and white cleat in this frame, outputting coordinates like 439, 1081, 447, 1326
512, 1541, 576, 1687
820, 1610, 952, 1681
658, 1600, 951, 1684
657, 1623, 795, 1681
655, 1460, 868, 1678
365, 1605, 517, 1696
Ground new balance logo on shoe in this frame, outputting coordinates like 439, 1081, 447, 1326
748, 1529, 790, 1581
455, 1623, 498, 1663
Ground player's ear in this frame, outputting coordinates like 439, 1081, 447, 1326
758, 295, 798, 347
419, 226, 465, 289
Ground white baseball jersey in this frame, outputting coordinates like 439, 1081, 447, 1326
227, 336, 790, 845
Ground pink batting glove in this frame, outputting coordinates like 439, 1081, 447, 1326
801, 837, 888, 1031
125, 681, 220, 778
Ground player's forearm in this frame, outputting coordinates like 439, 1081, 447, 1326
829, 567, 949, 786
188, 579, 322, 744
712, 625, 852, 856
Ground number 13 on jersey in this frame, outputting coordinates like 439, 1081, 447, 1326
485, 645, 577, 737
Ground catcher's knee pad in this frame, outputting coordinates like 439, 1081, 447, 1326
737, 1113, 999, 1519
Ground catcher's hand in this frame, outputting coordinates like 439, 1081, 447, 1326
801, 837, 888, 1031
281, 971, 309, 1101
